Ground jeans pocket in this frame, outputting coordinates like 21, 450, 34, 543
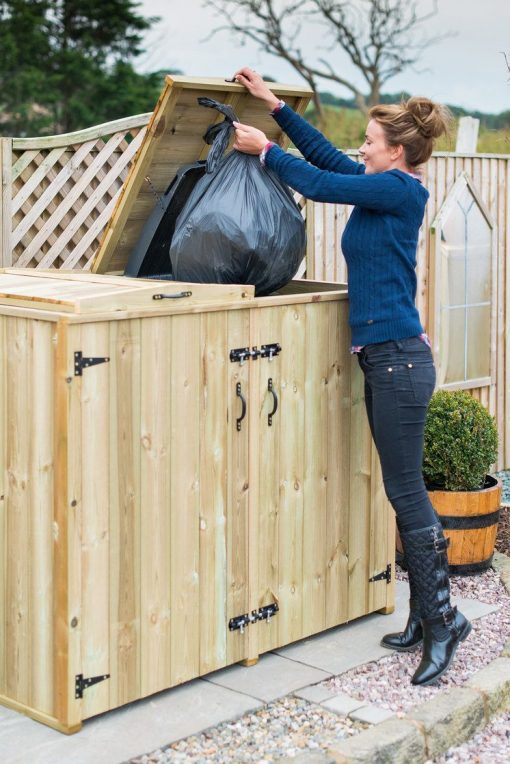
408, 362, 436, 406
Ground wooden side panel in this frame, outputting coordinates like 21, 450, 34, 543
0, 317, 64, 719
139, 317, 172, 697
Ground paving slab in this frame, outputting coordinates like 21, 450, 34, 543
0, 680, 262, 764
349, 703, 396, 725
274, 580, 498, 674
321, 692, 366, 716
203, 652, 332, 702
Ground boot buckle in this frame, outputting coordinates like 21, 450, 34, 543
433, 536, 449, 554
442, 607, 456, 628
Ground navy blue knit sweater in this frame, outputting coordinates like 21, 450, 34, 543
266, 104, 429, 345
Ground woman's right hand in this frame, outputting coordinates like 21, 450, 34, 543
233, 67, 280, 110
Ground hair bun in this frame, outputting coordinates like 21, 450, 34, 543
405, 97, 452, 140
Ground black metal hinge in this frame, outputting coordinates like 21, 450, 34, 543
75, 673, 110, 699
74, 351, 110, 376
229, 603, 279, 633
369, 564, 392, 584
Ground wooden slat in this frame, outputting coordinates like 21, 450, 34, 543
0, 139, 13, 266
12, 113, 151, 151
140, 316, 172, 696
169, 314, 201, 683
226, 310, 250, 665
79, 322, 111, 720
325, 301, 350, 628
199, 311, 228, 674
0, 318, 5, 697
302, 303, 328, 635
347, 356, 372, 621
29, 321, 55, 713
253, 306, 280, 655
53, 321, 82, 729
276, 304, 305, 645
108, 318, 141, 708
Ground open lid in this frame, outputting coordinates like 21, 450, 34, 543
91, 74, 312, 275
0, 269, 254, 314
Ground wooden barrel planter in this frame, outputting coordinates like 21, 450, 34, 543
428, 475, 502, 574
396, 475, 502, 574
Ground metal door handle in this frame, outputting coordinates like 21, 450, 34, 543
236, 382, 247, 431
268, 378, 278, 426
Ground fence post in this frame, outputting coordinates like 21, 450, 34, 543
0, 138, 13, 266
455, 116, 480, 153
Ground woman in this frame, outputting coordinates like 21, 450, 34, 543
232, 67, 471, 686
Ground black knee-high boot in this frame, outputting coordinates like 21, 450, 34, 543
399, 522, 472, 685
380, 552, 423, 651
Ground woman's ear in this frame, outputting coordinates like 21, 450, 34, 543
390, 144, 404, 161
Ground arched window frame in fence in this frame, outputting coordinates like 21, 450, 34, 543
428, 171, 497, 391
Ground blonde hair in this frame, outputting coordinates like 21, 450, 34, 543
369, 97, 453, 169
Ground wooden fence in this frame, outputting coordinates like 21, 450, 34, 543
0, 115, 509, 468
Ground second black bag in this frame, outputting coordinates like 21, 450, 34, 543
169, 98, 306, 296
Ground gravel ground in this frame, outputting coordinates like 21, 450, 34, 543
434, 709, 510, 763
130, 471, 510, 763
129, 697, 368, 762
322, 566, 510, 714
495, 470, 510, 506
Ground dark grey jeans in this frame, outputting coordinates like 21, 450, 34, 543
357, 336, 437, 532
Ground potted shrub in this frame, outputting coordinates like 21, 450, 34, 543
422, 390, 501, 573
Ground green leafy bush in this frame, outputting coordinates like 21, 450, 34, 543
423, 390, 498, 491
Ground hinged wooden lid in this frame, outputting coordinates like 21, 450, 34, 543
0, 269, 254, 314
91, 74, 312, 275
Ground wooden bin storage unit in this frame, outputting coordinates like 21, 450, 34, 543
0, 76, 393, 733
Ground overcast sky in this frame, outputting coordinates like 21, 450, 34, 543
137, 0, 509, 114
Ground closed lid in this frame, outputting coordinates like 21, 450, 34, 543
0, 269, 254, 314
91, 74, 312, 275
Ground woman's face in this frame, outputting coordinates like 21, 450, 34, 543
359, 119, 401, 174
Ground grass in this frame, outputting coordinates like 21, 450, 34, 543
307, 105, 510, 155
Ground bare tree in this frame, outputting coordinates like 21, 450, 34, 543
205, 0, 450, 117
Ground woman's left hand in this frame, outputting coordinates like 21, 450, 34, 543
233, 121, 268, 155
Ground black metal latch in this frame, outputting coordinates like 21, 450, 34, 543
75, 673, 110, 699
74, 351, 110, 376
229, 603, 279, 632
369, 564, 392, 584
230, 343, 282, 365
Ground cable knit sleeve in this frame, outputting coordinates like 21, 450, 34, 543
272, 104, 364, 175
265, 144, 414, 213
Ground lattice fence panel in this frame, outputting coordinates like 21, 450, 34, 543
9, 116, 150, 270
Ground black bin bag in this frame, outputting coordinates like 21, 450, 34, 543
169, 98, 306, 296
